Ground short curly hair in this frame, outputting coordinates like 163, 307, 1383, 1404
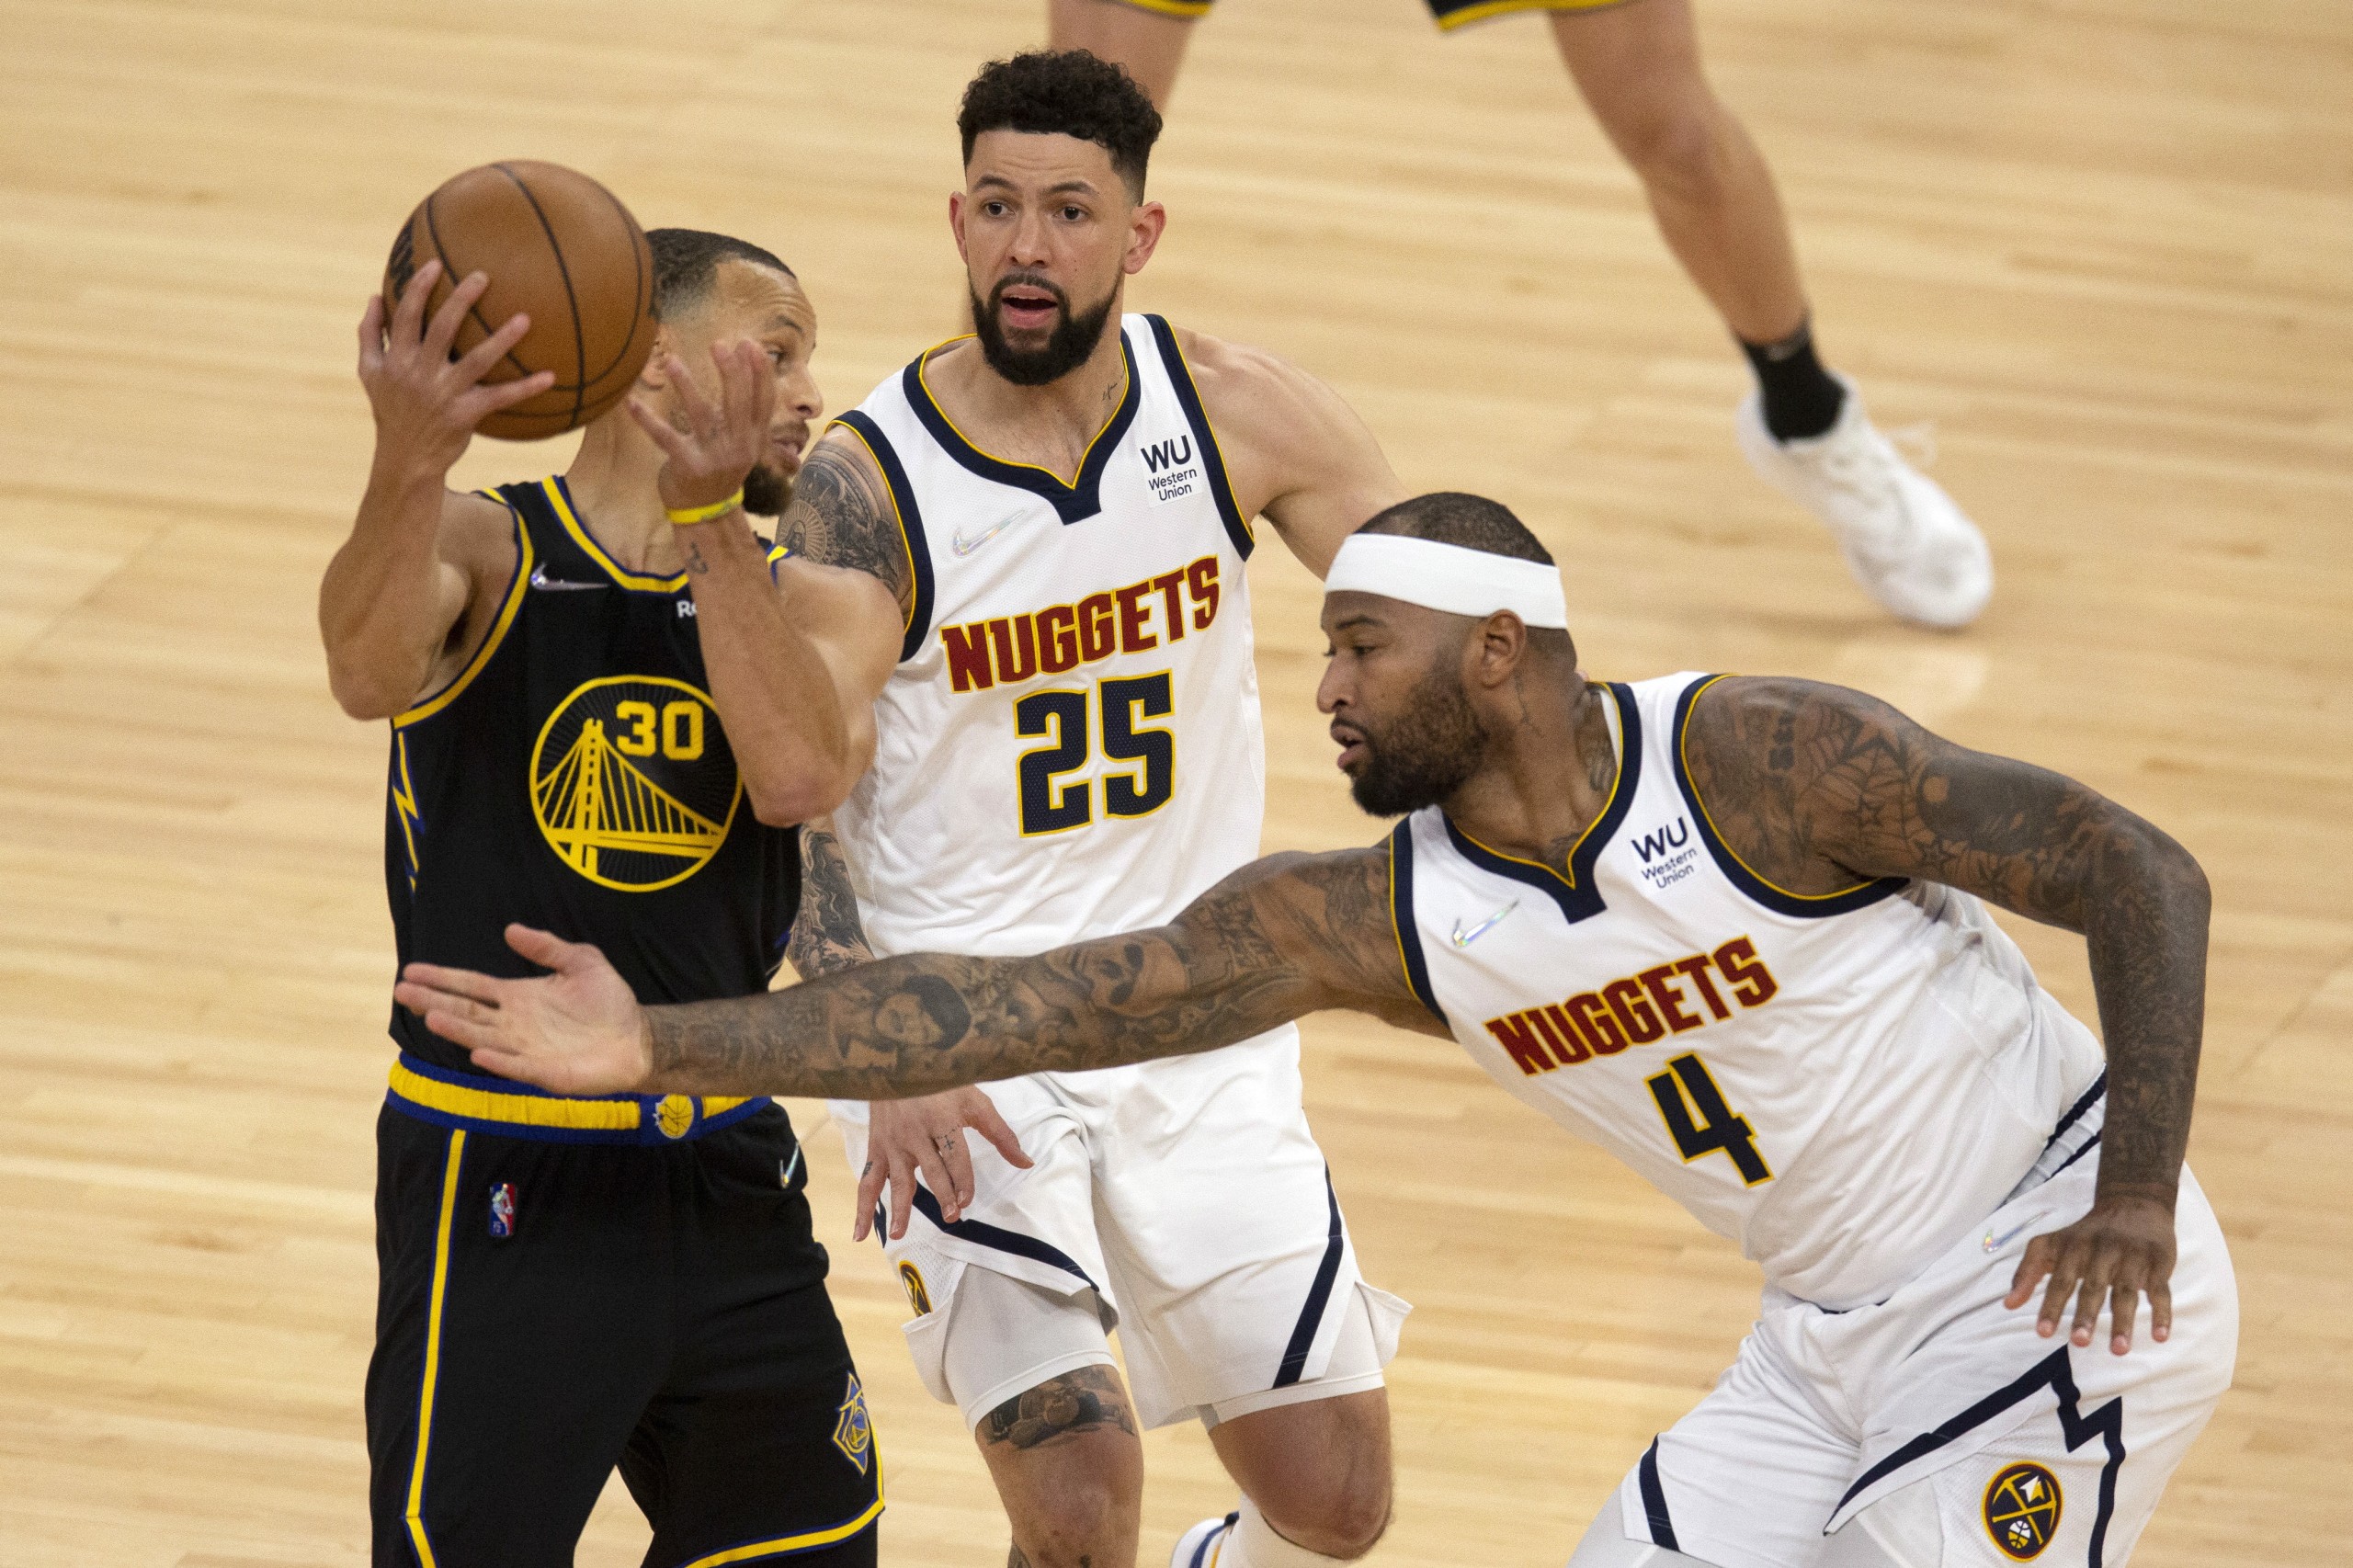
958, 50, 1164, 199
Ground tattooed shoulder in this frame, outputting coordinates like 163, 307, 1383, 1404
1681, 675, 1911, 895
777, 435, 914, 617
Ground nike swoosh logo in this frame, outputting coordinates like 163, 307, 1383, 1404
1451, 900, 1518, 948
529, 565, 607, 592
951, 512, 1026, 558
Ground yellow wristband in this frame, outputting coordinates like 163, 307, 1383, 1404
665, 489, 744, 527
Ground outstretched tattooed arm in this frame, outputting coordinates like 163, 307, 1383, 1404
1683, 676, 2211, 1352
391, 847, 1445, 1101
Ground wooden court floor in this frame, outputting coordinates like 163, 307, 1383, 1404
4, 0, 2349, 1562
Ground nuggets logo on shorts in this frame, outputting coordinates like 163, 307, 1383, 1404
1983, 1461, 2063, 1560
832, 1372, 874, 1474
529, 676, 741, 892
897, 1261, 933, 1316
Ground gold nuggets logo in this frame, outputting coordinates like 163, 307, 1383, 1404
897, 1261, 933, 1316
1984, 1461, 2063, 1560
832, 1372, 875, 1474
530, 676, 741, 892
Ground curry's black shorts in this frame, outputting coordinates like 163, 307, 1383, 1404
1111, 0, 1630, 28
365, 1072, 881, 1568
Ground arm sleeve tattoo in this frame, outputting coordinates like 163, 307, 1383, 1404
1684, 676, 2211, 1201
776, 436, 914, 619
646, 847, 1434, 1099
787, 821, 874, 979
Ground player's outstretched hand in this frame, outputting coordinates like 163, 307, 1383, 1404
392, 924, 651, 1097
357, 259, 554, 474
625, 340, 777, 517
2005, 1192, 2177, 1356
854, 1088, 1035, 1243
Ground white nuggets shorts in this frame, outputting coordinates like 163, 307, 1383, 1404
1601, 1099, 2237, 1568
832, 1024, 1408, 1431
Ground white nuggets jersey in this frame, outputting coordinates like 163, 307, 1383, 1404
1391, 673, 2108, 1310
830, 316, 1267, 957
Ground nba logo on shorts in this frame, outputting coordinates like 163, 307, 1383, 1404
488, 1182, 517, 1239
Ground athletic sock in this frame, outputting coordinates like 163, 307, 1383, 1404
1738, 318, 1847, 442
1215, 1499, 1357, 1568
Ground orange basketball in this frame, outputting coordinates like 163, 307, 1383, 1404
382, 161, 657, 440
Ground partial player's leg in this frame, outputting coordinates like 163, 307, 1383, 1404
1548, 0, 1993, 629
840, 1102, 1142, 1565
365, 1112, 667, 1567
939, 1267, 1142, 1566
1185, 1382, 1393, 1565
625, 1108, 881, 1567
1049, 0, 1200, 108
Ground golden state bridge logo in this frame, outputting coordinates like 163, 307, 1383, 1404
529, 676, 741, 892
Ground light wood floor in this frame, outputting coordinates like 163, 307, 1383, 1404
4, 0, 2350, 1562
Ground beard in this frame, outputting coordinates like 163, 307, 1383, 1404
969, 274, 1118, 387
1347, 663, 1493, 817
742, 460, 790, 518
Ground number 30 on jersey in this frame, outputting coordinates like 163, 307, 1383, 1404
1015, 673, 1175, 835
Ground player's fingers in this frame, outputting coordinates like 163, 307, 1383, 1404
420, 1006, 506, 1053
451, 312, 531, 384
2109, 1276, 2139, 1355
623, 395, 696, 461
967, 1099, 1033, 1170
853, 1156, 886, 1242
390, 258, 441, 341
724, 339, 774, 434
422, 271, 487, 362
358, 295, 388, 376
2069, 1244, 2117, 1346
397, 961, 507, 1006
503, 923, 595, 974
2036, 1247, 2081, 1338
887, 1150, 921, 1241
463, 1044, 535, 1083
912, 1142, 958, 1224
2148, 1278, 2173, 1344
467, 369, 556, 417
665, 354, 716, 434
938, 1131, 976, 1211
2006, 1234, 2055, 1311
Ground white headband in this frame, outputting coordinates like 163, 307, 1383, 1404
1324, 534, 1569, 629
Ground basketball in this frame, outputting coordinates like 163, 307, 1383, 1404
381, 160, 657, 440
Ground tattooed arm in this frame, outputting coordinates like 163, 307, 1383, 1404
1683, 676, 2211, 1352
391, 846, 1445, 1099
786, 818, 874, 980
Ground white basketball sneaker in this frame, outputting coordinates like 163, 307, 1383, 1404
1171, 1511, 1240, 1568
1736, 374, 1994, 630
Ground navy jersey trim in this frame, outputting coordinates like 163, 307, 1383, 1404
1637, 1439, 1678, 1551
1670, 674, 1908, 918
1273, 1170, 1345, 1388
2045, 1071, 2108, 1151
831, 411, 937, 663
1385, 823, 1448, 1026
1143, 313, 1254, 561
1829, 1346, 2125, 1561
906, 1185, 1097, 1287
1438, 681, 1642, 926
900, 332, 1142, 526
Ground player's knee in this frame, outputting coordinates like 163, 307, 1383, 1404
1000, 1430, 1143, 1565
1595, 90, 1728, 200
1261, 1469, 1392, 1559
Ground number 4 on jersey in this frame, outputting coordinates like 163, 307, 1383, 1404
1646, 1053, 1773, 1186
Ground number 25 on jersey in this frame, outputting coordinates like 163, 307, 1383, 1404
1016, 673, 1174, 835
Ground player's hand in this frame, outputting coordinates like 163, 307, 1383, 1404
2005, 1190, 2177, 1355
392, 925, 651, 1096
853, 1088, 1034, 1243
358, 259, 554, 475
626, 340, 777, 516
